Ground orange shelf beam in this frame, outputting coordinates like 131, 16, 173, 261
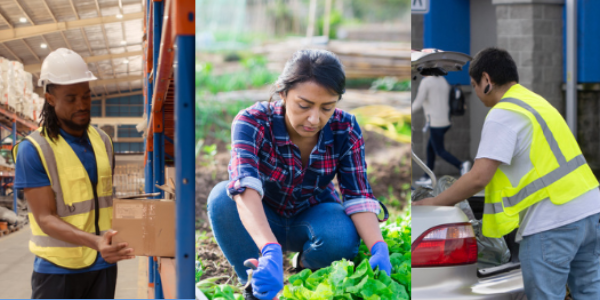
151, 0, 174, 115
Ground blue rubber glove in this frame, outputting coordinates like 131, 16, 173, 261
249, 243, 284, 300
369, 241, 392, 276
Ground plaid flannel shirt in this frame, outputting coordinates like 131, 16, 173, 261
227, 100, 381, 218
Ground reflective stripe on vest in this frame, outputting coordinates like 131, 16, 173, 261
488, 98, 588, 212
31, 230, 111, 248
14, 126, 113, 269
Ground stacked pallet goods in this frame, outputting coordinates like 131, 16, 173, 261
7, 61, 24, 113
0, 56, 41, 122
32, 93, 43, 122
22, 72, 34, 120
0, 58, 8, 110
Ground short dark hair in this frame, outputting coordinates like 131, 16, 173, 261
469, 47, 519, 86
269, 49, 345, 110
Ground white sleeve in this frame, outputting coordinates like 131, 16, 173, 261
476, 112, 519, 165
412, 78, 428, 112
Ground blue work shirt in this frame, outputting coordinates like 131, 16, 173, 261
15, 128, 115, 274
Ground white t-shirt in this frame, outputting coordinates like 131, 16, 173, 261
412, 76, 451, 128
476, 108, 600, 242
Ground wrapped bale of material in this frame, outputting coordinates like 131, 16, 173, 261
32, 93, 42, 122
23, 71, 33, 93
23, 72, 34, 120
7, 61, 25, 111
0, 206, 17, 224
0, 58, 9, 107
15, 99, 24, 117
23, 91, 33, 120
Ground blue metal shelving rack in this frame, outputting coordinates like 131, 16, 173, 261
143, 0, 194, 298
0, 108, 38, 214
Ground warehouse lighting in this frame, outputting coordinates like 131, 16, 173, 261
40, 43, 47, 49
123, 59, 129, 64
116, 14, 123, 19
19, 17, 26, 23
121, 40, 127, 45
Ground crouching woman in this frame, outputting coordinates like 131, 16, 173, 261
207, 49, 391, 300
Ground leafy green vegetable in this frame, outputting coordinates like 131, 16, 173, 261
196, 210, 411, 300
280, 259, 407, 300
280, 210, 411, 300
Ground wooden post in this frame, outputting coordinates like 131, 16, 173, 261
306, 0, 317, 42
323, 0, 332, 39
292, 0, 300, 34
101, 95, 106, 117
336, 0, 343, 14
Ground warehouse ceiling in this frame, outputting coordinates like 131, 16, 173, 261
0, 0, 144, 99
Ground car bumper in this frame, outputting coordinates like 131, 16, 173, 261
412, 264, 526, 300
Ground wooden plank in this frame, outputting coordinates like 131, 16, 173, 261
159, 258, 176, 299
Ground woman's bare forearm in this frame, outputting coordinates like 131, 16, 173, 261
351, 212, 384, 250
234, 188, 278, 251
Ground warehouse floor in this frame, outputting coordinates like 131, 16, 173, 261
0, 225, 144, 299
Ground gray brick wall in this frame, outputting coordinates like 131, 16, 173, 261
495, 3, 564, 112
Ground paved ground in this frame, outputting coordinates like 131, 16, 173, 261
0, 225, 144, 299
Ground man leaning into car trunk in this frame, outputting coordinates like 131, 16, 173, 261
414, 47, 600, 300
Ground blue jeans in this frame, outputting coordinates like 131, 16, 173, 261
425, 126, 461, 177
207, 181, 360, 284
519, 213, 600, 300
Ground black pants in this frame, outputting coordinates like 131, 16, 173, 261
31, 265, 117, 299
426, 125, 462, 176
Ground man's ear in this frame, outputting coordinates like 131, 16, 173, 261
45, 92, 56, 107
482, 72, 492, 85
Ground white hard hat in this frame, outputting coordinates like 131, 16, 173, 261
38, 48, 97, 90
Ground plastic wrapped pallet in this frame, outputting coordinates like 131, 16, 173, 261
0, 58, 9, 108
23, 91, 33, 120
36, 93, 45, 122
22, 71, 34, 120
29, 93, 35, 120
15, 100, 24, 118
7, 61, 25, 111
22, 71, 33, 93
21, 93, 28, 119
32, 93, 41, 122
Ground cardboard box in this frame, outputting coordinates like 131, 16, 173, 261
112, 198, 175, 257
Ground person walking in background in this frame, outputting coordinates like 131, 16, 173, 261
413, 75, 470, 186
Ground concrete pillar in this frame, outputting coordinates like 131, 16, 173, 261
411, 14, 424, 50
493, 0, 565, 112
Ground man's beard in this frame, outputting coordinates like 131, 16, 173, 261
60, 116, 90, 132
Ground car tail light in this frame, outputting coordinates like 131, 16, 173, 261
412, 222, 478, 267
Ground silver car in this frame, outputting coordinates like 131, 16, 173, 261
411, 51, 526, 300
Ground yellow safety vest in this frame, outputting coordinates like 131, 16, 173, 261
482, 84, 599, 238
13, 126, 114, 269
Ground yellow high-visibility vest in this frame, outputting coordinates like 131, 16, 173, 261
482, 84, 599, 238
13, 126, 113, 269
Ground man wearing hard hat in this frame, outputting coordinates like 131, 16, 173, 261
12, 48, 134, 299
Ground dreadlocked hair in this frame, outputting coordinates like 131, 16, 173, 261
40, 84, 60, 141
